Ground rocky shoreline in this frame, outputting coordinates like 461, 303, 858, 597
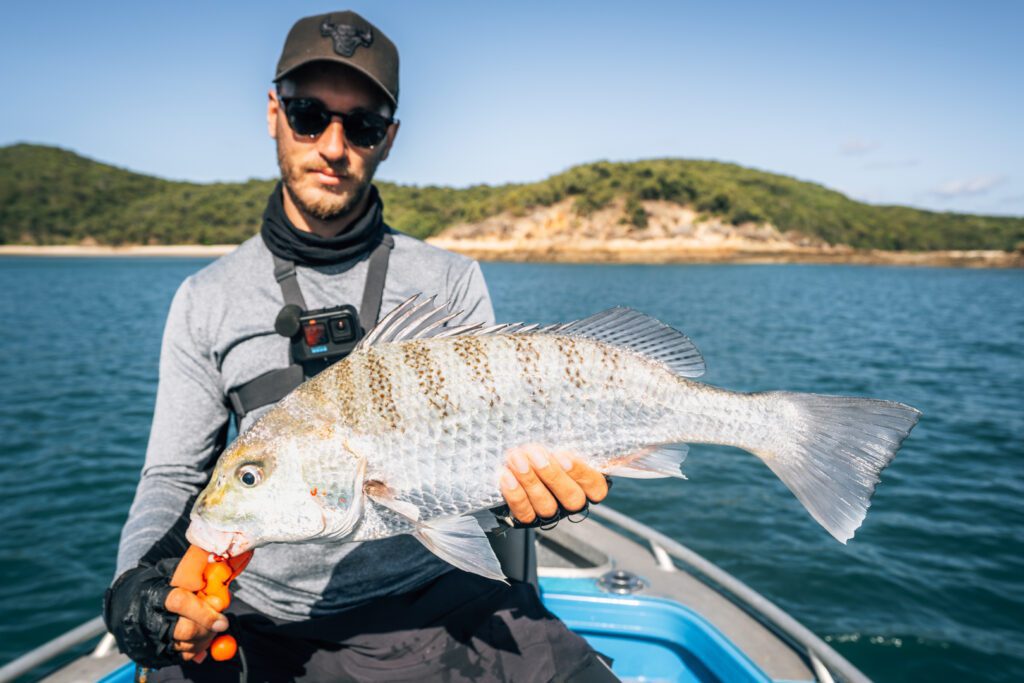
426, 199, 1022, 268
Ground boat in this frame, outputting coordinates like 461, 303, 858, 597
0, 506, 869, 682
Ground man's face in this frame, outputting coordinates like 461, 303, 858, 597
268, 64, 398, 222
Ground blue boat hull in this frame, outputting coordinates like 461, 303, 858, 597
541, 578, 772, 683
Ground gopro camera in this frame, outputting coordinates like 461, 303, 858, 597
275, 303, 362, 366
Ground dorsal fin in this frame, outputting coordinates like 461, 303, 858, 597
356, 296, 705, 378
355, 295, 484, 351
554, 307, 705, 378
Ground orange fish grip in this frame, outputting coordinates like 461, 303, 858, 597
169, 545, 253, 662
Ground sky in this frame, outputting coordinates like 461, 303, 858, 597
2, 0, 1021, 216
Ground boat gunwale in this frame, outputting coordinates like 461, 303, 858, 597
0, 617, 107, 683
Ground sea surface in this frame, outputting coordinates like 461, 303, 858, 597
0, 258, 1021, 682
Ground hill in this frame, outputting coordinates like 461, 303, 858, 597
1, 143, 1021, 251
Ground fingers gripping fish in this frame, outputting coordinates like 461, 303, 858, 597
186, 296, 921, 581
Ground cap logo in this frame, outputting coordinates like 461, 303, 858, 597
319, 20, 374, 58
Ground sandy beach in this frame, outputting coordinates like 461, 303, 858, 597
0, 244, 238, 258
425, 237, 1023, 268
2, 241, 1019, 268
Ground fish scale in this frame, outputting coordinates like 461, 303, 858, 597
341, 334, 690, 528
187, 299, 921, 582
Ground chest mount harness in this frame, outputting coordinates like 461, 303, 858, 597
227, 234, 393, 419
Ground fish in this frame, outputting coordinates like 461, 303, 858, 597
186, 296, 921, 581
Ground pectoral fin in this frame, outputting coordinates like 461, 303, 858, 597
414, 515, 507, 583
361, 481, 506, 581
364, 480, 421, 521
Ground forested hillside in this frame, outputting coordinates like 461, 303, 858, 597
2, 144, 1021, 251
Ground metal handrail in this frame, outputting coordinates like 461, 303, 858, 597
589, 505, 871, 683
0, 616, 107, 683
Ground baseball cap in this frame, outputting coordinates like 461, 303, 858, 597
275, 11, 399, 109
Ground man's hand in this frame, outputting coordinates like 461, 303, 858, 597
499, 444, 609, 525
104, 557, 226, 669
164, 588, 229, 663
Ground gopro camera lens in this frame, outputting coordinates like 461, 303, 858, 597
329, 316, 356, 343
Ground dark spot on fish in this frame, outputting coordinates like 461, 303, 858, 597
365, 348, 401, 430
453, 337, 500, 407
403, 342, 455, 419
513, 335, 545, 401
600, 342, 626, 388
363, 479, 390, 498
331, 359, 359, 426
556, 336, 587, 389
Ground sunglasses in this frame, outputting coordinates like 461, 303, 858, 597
280, 97, 394, 148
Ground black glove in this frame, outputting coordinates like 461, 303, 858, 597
103, 558, 181, 668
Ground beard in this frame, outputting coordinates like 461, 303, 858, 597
276, 144, 373, 222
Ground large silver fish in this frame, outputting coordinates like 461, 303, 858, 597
186, 297, 921, 580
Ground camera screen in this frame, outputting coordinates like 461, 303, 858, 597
303, 321, 328, 347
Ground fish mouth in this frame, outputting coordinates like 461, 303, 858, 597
186, 514, 252, 558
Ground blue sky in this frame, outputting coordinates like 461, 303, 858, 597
2, 0, 1021, 215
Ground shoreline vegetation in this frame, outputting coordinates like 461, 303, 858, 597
2, 144, 1021, 268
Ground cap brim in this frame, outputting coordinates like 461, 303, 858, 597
274, 58, 397, 109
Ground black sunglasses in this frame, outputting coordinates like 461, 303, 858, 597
280, 97, 394, 148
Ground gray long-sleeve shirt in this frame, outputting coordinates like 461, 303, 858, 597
116, 229, 494, 620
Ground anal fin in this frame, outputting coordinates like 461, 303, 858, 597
606, 444, 689, 479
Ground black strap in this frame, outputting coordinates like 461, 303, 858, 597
227, 235, 394, 419
273, 255, 308, 309
359, 233, 393, 331
228, 364, 304, 417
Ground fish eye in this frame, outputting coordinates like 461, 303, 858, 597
237, 464, 263, 487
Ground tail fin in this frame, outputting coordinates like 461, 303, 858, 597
759, 392, 921, 543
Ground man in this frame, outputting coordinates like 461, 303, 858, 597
104, 11, 615, 682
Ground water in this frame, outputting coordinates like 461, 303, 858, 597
1, 258, 1021, 682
